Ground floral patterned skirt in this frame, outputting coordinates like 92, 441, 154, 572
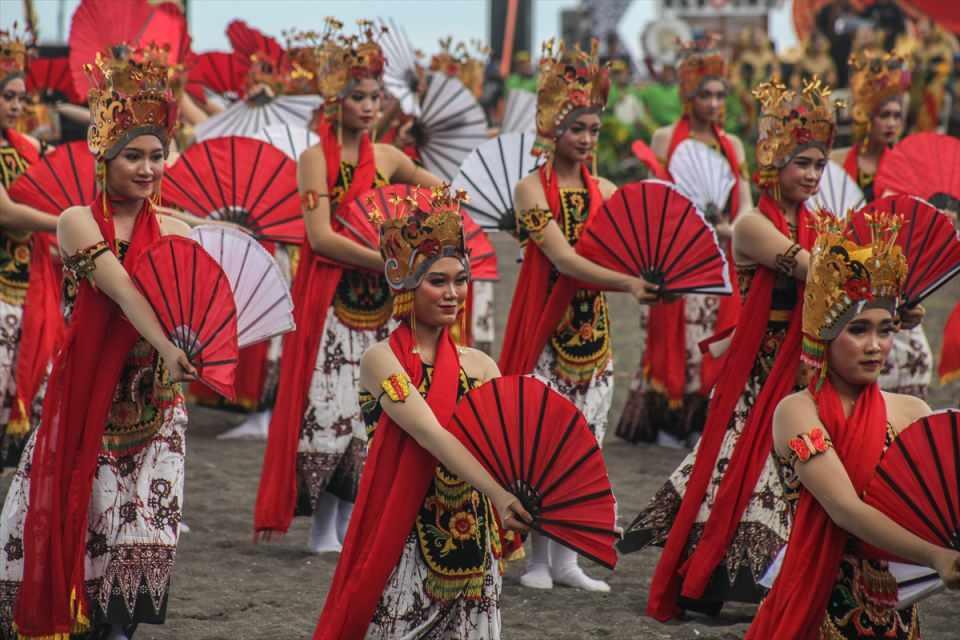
532, 343, 614, 445
0, 400, 188, 633
470, 281, 495, 346
879, 326, 932, 399
296, 307, 392, 512
0, 298, 44, 469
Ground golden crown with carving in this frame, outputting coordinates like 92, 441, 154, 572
376, 184, 469, 291
534, 38, 609, 158
308, 17, 386, 118
677, 37, 727, 101
84, 44, 178, 160
753, 77, 839, 187
0, 28, 31, 83
429, 37, 488, 98
801, 210, 907, 370
849, 50, 910, 143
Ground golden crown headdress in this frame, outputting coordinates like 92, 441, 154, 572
753, 77, 840, 193
0, 27, 32, 85
308, 17, 386, 119
534, 38, 609, 158
84, 44, 178, 160
849, 50, 910, 143
429, 37, 489, 98
802, 210, 907, 377
677, 37, 727, 101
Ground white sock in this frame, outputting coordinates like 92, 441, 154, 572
519, 532, 553, 589
309, 493, 342, 553
550, 541, 610, 592
336, 497, 353, 543
106, 624, 129, 640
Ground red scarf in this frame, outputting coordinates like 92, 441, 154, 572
15, 198, 160, 637
254, 119, 377, 535
643, 116, 742, 405
1, 129, 63, 436
313, 323, 460, 639
499, 163, 601, 376
842, 143, 886, 193
647, 193, 814, 620
746, 380, 887, 640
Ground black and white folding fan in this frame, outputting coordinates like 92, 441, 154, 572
193, 94, 323, 141
807, 160, 864, 218
501, 89, 537, 134
413, 72, 489, 181
450, 132, 544, 232
251, 123, 319, 161
379, 17, 422, 118
668, 139, 735, 225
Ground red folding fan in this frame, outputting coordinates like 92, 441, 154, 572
337, 184, 499, 280
162, 136, 303, 244
7, 141, 97, 215
631, 140, 668, 180
226, 19, 285, 66
863, 410, 960, 557
25, 56, 82, 104
448, 375, 619, 569
875, 133, 960, 203
186, 51, 250, 101
68, 0, 191, 97
847, 195, 960, 306
940, 302, 960, 385
131, 236, 239, 399
576, 180, 732, 295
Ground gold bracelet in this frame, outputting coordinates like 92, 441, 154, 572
380, 372, 412, 403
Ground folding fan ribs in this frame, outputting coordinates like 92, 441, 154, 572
807, 160, 864, 217
448, 375, 619, 569
378, 17, 422, 118
875, 132, 960, 203
187, 51, 249, 101
415, 73, 489, 181
847, 195, 960, 306
131, 236, 239, 399
668, 139, 735, 223
163, 136, 304, 244
26, 56, 81, 103
578, 181, 732, 296
337, 184, 498, 280
7, 141, 97, 215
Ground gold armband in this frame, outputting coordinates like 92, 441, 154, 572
381, 372, 413, 403
63, 240, 111, 282
787, 427, 833, 465
516, 206, 552, 242
775, 243, 802, 276
301, 190, 330, 211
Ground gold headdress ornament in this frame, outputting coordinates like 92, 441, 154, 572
753, 77, 841, 197
311, 17, 386, 119
802, 210, 907, 385
282, 27, 333, 96
849, 49, 910, 143
676, 36, 727, 104
84, 44, 178, 160
429, 37, 489, 98
533, 37, 609, 159
0, 26, 32, 87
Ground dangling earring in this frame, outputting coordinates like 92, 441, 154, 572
459, 303, 468, 347
410, 309, 418, 354
97, 161, 109, 220
151, 174, 164, 213
337, 102, 343, 147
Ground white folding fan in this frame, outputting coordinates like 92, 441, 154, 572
193, 94, 323, 141
251, 123, 319, 161
806, 160, 865, 218
501, 89, 537, 134
414, 73, 489, 181
190, 225, 295, 348
668, 138, 736, 224
379, 17, 422, 117
450, 132, 544, 232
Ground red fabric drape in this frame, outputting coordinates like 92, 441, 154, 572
5, 129, 40, 165
939, 301, 960, 384
15, 198, 160, 637
900, 0, 960, 34
254, 119, 377, 535
647, 193, 814, 620
842, 144, 887, 194
746, 381, 887, 640
499, 163, 600, 376
314, 323, 461, 639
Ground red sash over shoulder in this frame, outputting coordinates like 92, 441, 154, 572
314, 323, 461, 639
15, 199, 160, 637
254, 119, 377, 535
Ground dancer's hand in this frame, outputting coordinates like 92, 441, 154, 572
163, 346, 198, 383
494, 491, 533, 533
628, 277, 659, 304
933, 548, 960, 589
897, 304, 925, 331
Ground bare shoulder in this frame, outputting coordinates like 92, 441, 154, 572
58, 205, 94, 228
515, 172, 547, 206
373, 143, 405, 175
298, 142, 326, 168
773, 389, 820, 449
596, 176, 618, 199
361, 339, 393, 366
650, 125, 673, 156
160, 215, 192, 238
459, 347, 500, 382
725, 132, 746, 160
882, 391, 932, 434
732, 207, 769, 235
57, 206, 97, 254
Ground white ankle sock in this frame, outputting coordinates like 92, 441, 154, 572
550, 541, 610, 592
519, 532, 553, 589
309, 493, 342, 553
336, 498, 353, 543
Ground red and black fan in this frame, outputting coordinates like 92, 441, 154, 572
131, 236, 239, 399
338, 184, 499, 280
577, 180, 732, 295
631, 139, 668, 180
163, 136, 303, 244
448, 375, 619, 569
863, 410, 960, 555
25, 56, 82, 104
226, 19, 285, 67
7, 141, 97, 215
68, 0, 191, 96
186, 51, 249, 102
875, 133, 960, 205
847, 195, 960, 306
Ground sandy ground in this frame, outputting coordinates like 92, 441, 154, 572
3, 234, 958, 639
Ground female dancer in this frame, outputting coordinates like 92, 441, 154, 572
0, 31, 62, 467
617, 38, 750, 447
255, 19, 443, 552
0, 45, 197, 640
831, 49, 932, 399
746, 212, 960, 639
314, 186, 530, 639
499, 39, 657, 593
621, 79, 840, 617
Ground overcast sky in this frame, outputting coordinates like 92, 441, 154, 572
1, 0, 797, 60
